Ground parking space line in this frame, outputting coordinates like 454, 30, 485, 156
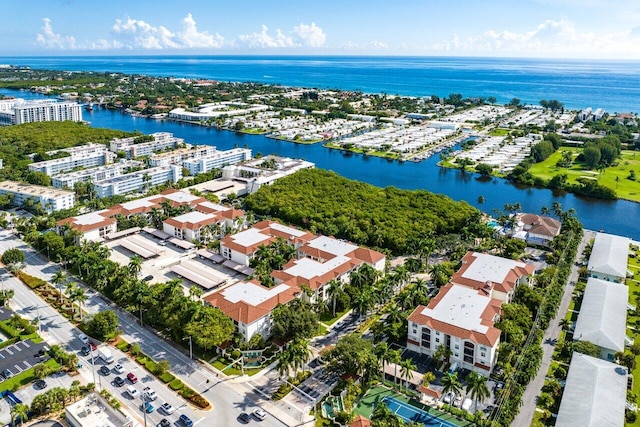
23, 361, 31, 368
5, 349, 12, 355
21, 341, 30, 348
14, 365, 22, 372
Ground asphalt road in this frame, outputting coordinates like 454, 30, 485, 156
0, 228, 289, 427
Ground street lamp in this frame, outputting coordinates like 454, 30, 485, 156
89, 345, 102, 391
140, 393, 148, 427
183, 336, 192, 360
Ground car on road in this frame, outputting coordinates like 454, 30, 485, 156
239, 412, 251, 423
34, 379, 47, 389
143, 386, 158, 401
78, 333, 89, 344
126, 385, 140, 399
113, 376, 125, 387
141, 401, 155, 413
113, 364, 124, 374
143, 275, 153, 282
160, 402, 175, 415
127, 372, 138, 384
157, 420, 171, 427
99, 366, 111, 376
1, 369, 12, 379
252, 408, 266, 420
178, 414, 194, 427
80, 346, 90, 356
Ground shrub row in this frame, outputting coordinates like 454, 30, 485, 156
17, 270, 46, 289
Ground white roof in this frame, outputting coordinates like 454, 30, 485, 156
555, 353, 627, 427
118, 198, 156, 211
72, 210, 110, 226
421, 284, 492, 334
222, 281, 291, 307
162, 191, 201, 204
170, 211, 215, 225
462, 252, 526, 284
282, 256, 351, 280
573, 278, 628, 353
230, 227, 272, 248
269, 222, 307, 238
588, 232, 629, 279
197, 201, 230, 212
306, 235, 358, 257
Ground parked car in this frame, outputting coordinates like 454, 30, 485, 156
239, 412, 251, 423
141, 401, 155, 413
113, 364, 124, 374
161, 402, 175, 415
80, 346, 90, 356
89, 342, 98, 351
126, 386, 139, 398
252, 408, 267, 420
143, 386, 158, 401
34, 379, 47, 389
99, 366, 111, 376
179, 414, 194, 427
78, 333, 89, 344
157, 420, 171, 427
143, 275, 153, 282
113, 376, 125, 387
127, 372, 138, 384
2, 369, 12, 379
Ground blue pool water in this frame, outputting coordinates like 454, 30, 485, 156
383, 396, 458, 427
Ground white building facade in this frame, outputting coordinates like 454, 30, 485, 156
29, 143, 116, 176
93, 165, 182, 198
0, 180, 75, 213
183, 148, 252, 175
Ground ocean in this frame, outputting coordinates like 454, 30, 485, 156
1, 55, 639, 112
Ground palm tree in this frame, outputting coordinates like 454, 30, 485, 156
276, 348, 293, 379
51, 270, 68, 303
399, 359, 417, 390
189, 286, 203, 302
389, 349, 401, 387
127, 256, 143, 278
73, 287, 87, 320
288, 338, 312, 375
11, 403, 29, 426
465, 371, 491, 412
325, 279, 342, 317
441, 372, 462, 413
64, 281, 77, 308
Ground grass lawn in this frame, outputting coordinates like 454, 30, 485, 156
488, 128, 510, 136
211, 359, 261, 376
316, 324, 328, 337
319, 308, 350, 326
353, 385, 473, 426
529, 148, 640, 202
626, 251, 640, 426
1, 358, 60, 391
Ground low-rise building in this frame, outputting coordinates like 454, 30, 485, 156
555, 353, 627, 427
51, 160, 142, 189
65, 392, 134, 427
513, 213, 561, 247
573, 277, 628, 361
449, 251, 535, 302
182, 148, 252, 175
109, 132, 184, 158
587, 232, 630, 283
406, 283, 502, 376
221, 155, 314, 194
149, 145, 218, 167
0, 180, 75, 213
28, 143, 116, 176
163, 210, 228, 242
56, 209, 117, 241
93, 165, 182, 198
204, 280, 300, 342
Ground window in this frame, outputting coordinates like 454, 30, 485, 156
412, 328, 417, 335
455, 345, 459, 350
480, 352, 486, 358
435, 338, 440, 343
421, 328, 431, 349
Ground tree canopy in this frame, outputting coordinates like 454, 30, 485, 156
245, 169, 477, 255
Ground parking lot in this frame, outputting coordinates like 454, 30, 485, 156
0, 339, 49, 379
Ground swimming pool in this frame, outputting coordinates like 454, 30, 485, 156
383, 396, 458, 427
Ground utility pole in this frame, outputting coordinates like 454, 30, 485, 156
183, 336, 192, 359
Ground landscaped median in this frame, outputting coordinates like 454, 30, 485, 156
114, 339, 211, 410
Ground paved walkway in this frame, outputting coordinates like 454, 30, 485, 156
511, 229, 595, 427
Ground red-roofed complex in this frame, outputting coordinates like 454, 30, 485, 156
450, 251, 535, 303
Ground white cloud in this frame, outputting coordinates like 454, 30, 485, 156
36, 18, 76, 50
431, 19, 640, 58
292, 22, 326, 47
112, 17, 178, 49
239, 22, 326, 49
340, 40, 388, 51
177, 13, 224, 48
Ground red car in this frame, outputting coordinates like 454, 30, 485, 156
89, 342, 97, 351
127, 372, 138, 384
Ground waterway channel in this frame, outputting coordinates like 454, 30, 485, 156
3, 89, 639, 239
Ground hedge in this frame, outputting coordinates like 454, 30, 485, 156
169, 379, 184, 391
159, 372, 175, 383
115, 341, 130, 352
17, 271, 46, 289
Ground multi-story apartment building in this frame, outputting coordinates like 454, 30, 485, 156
149, 145, 218, 168
93, 165, 182, 198
220, 155, 314, 194
0, 99, 82, 126
28, 143, 117, 176
109, 132, 183, 158
51, 160, 143, 189
0, 180, 75, 213
182, 148, 252, 175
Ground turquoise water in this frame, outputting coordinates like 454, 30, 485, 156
1, 56, 639, 112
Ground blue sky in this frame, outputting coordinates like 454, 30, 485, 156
3, 0, 640, 59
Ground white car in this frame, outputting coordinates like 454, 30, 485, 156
161, 402, 175, 415
252, 408, 267, 420
113, 364, 124, 374
126, 386, 140, 399
143, 387, 158, 401
78, 333, 89, 344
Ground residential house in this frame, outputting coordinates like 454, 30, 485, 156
587, 232, 630, 283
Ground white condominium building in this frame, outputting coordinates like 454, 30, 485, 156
109, 132, 184, 158
51, 160, 143, 189
93, 165, 182, 198
12, 99, 82, 125
183, 148, 252, 175
28, 143, 116, 176
0, 180, 75, 213
149, 145, 218, 168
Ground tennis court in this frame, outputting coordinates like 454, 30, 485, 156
383, 396, 458, 427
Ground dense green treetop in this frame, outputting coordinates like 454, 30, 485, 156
244, 168, 477, 255
0, 121, 134, 181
